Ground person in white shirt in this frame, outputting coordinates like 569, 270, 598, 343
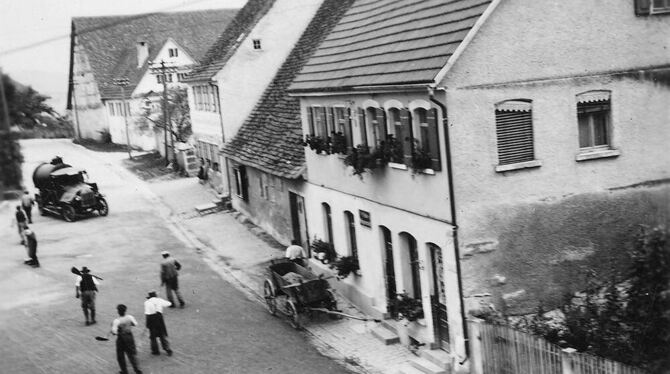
111, 304, 143, 374
144, 291, 173, 356
20, 190, 35, 224
285, 239, 307, 266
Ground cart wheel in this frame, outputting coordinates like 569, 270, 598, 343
263, 280, 277, 316
61, 205, 76, 222
285, 300, 301, 329
326, 290, 340, 319
97, 198, 109, 216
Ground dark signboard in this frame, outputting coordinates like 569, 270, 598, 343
359, 210, 371, 228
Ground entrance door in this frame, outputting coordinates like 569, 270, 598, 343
381, 227, 397, 318
289, 192, 309, 256
430, 245, 449, 350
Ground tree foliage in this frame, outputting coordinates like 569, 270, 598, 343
139, 88, 191, 142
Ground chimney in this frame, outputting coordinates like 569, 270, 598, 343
136, 41, 149, 68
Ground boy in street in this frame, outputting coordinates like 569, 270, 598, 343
160, 251, 185, 308
75, 266, 99, 325
22, 228, 39, 267
21, 190, 35, 224
111, 304, 143, 374
144, 291, 173, 356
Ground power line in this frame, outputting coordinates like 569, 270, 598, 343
0, 0, 242, 57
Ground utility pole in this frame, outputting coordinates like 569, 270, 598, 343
149, 60, 176, 165
112, 78, 132, 160
0, 67, 10, 132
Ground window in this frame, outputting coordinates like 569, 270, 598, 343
168, 48, 178, 57
357, 108, 369, 147
322, 203, 333, 244
108, 102, 115, 116
177, 73, 188, 81
412, 107, 441, 170
636, 0, 670, 15
344, 211, 358, 259
252, 39, 262, 50
334, 107, 353, 150
577, 91, 611, 149
233, 165, 248, 201
495, 100, 535, 166
157, 74, 172, 84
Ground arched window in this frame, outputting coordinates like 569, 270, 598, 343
322, 203, 333, 243
344, 211, 357, 259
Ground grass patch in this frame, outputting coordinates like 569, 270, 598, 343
122, 152, 182, 181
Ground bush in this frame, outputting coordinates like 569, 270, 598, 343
332, 255, 359, 279
0, 130, 23, 189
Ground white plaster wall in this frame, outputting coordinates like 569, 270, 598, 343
304, 182, 466, 355
134, 39, 195, 96
214, 0, 323, 141
444, 0, 670, 88
72, 47, 108, 140
301, 93, 453, 223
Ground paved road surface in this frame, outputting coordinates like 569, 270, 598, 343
0, 139, 350, 374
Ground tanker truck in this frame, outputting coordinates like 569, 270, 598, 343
32, 156, 109, 222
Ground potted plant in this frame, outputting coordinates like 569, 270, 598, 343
332, 255, 360, 279
303, 134, 329, 154
310, 238, 337, 264
344, 144, 383, 176
410, 139, 433, 173
394, 292, 424, 323
330, 132, 347, 155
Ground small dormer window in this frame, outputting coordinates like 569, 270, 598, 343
168, 48, 178, 57
252, 39, 262, 50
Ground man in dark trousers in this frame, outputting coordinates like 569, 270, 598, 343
23, 228, 39, 267
21, 190, 35, 224
111, 304, 143, 374
160, 251, 185, 308
75, 266, 99, 325
12, 205, 28, 244
144, 291, 173, 356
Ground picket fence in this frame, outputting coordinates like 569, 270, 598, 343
467, 319, 647, 374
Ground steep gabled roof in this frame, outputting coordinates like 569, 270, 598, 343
222, 0, 354, 179
185, 0, 277, 83
67, 9, 237, 105
289, 0, 492, 92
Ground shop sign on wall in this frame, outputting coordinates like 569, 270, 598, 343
359, 210, 371, 228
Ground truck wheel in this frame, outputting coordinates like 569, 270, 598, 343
61, 205, 76, 222
97, 198, 109, 216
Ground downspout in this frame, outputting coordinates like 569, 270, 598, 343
428, 87, 470, 361
212, 81, 231, 199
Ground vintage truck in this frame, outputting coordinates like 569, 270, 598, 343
32, 157, 109, 222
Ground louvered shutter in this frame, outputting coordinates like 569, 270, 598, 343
345, 108, 354, 151
635, 0, 651, 15
358, 108, 368, 146
400, 109, 413, 165
427, 108, 441, 171
495, 106, 534, 165
376, 108, 387, 140
307, 107, 315, 135
327, 107, 335, 136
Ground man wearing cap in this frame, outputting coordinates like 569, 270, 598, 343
11, 205, 28, 245
21, 190, 35, 224
75, 266, 99, 325
111, 304, 143, 374
160, 251, 185, 308
144, 291, 173, 356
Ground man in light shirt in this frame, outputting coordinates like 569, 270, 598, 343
143, 291, 173, 356
285, 239, 307, 266
75, 266, 99, 325
21, 190, 35, 224
111, 304, 143, 374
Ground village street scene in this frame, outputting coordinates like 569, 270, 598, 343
0, 1, 668, 374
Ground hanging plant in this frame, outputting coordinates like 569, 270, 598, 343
303, 134, 329, 154
410, 139, 433, 173
330, 132, 347, 155
393, 292, 424, 322
332, 255, 360, 279
310, 238, 337, 264
343, 144, 382, 176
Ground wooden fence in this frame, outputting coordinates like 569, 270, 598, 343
468, 319, 647, 374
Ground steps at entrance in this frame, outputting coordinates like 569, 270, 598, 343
397, 362, 427, 374
409, 357, 449, 374
420, 349, 452, 371
371, 323, 400, 345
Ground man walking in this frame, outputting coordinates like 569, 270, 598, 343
111, 304, 143, 374
23, 228, 39, 267
21, 190, 35, 224
160, 251, 185, 308
144, 291, 173, 356
75, 266, 99, 325
11, 205, 28, 244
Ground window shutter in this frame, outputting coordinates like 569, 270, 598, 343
307, 107, 315, 135
320, 107, 328, 137
427, 108, 442, 171
495, 108, 534, 165
376, 108, 387, 139
399, 109, 413, 165
240, 166, 249, 201
345, 108, 353, 151
358, 108, 368, 146
635, 0, 651, 15
327, 107, 335, 136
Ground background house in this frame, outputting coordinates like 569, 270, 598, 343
67, 10, 237, 150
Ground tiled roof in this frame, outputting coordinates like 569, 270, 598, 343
222, 0, 355, 179
184, 0, 277, 82
70, 10, 238, 101
289, 0, 492, 92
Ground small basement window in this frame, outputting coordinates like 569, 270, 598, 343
252, 39, 262, 50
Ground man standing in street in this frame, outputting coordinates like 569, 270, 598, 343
21, 190, 34, 224
111, 304, 143, 374
11, 205, 28, 244
160, 251, 185, 308
23, 228, 39, 267
75, 266, 99, 325
144, 291, 173, 356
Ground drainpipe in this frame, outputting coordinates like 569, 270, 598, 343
212, 81, 231, 199
428, 87, 469, 361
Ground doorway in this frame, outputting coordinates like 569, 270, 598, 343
381, 226, 397, 318
289, 192, 309, 256
430, 244, 449, 350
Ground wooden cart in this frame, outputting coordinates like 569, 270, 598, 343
263, 258, 338, 328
